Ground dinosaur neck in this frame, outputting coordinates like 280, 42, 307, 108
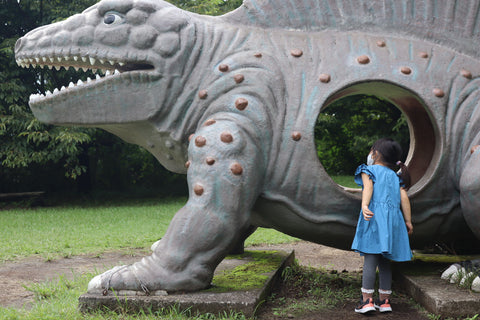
159, 17, 249, 141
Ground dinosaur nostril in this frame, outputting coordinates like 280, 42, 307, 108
14, 37, 22, 53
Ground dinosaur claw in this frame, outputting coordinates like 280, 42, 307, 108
441, 263, 461, 280
151, 240, 161, 251
87, 265, 130, 294
472, 276, 480, 292
87, 273, 104, 294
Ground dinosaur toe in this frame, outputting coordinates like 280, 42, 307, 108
441, 263, 462, 280
472, 276, 480, 292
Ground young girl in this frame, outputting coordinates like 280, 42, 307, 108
351, 138, 413, 314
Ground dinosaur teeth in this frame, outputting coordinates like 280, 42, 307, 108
27, 61, 132, 105
18, 54, 130, 75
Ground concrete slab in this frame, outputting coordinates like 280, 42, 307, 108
396, 263, 480, 318
79, 249, 294, 317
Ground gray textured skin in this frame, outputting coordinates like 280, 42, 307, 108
15, 0, 480, 293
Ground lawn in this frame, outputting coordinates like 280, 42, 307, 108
0, 194, 473, 320
0, 178, 358, 319
0, 175, 356, 262
0, 196, 299, 319
330, 175, 359, 189
0, 197, 297, 262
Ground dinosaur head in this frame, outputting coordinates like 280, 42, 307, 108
15, 0, 194, 126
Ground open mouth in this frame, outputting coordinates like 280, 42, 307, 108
15, 53, 156, 105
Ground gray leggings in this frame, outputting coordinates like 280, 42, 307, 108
362, 254, 392, 291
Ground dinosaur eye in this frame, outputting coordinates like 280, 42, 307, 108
104, 12, 124, 25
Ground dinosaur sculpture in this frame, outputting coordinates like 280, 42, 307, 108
15, 0, 480, 294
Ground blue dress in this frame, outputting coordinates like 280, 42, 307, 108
351, 164, 412, 262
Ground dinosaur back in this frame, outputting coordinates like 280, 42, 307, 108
222, 0, 480, 58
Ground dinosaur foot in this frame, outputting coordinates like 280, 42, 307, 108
87, 253, 211, 295
441, 261, 480, 292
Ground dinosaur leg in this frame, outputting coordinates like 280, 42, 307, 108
459, 144, 480, 240
229, 225, 257, 255
88, 117, 265, 293
151, 223, 257, 255
444, 145, 480, 292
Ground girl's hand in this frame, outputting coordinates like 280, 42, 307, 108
362, 206, 374, 221
405, 221, 413, 235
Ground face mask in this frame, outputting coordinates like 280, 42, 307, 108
367, 153, 374, 166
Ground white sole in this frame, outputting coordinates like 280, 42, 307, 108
355, 306, 375, 313
375, 305, 392, 312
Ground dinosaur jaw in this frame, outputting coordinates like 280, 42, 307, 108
15, 53, 159, 115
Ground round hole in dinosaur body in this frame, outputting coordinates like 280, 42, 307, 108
316, 81, 438, 191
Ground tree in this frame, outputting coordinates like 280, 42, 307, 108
0, 0, 242, 194
0, 0, 97, 194
172, 0, 242, 15
315, 95, 409, 175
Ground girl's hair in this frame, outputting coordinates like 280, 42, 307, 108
371, 138, 411, 190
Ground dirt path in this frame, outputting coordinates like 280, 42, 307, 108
0, 242, 429, 319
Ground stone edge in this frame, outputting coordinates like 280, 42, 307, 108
395, 272, 480, 318
78, 249, 295, 317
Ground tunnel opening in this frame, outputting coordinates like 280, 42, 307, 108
316, 81, 437, 190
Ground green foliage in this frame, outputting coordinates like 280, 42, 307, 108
315, 95, 410, 175
170, 0, 243, 15
1, 0, 242, 195
0, 0, 98, 186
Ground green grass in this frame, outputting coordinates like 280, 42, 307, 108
0, 197, 297, 262
0, 197, 297, 319
330, 175, 360, 189
270, 262, 361, 317
0, 271, 250, 320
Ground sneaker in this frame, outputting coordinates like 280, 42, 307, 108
374, 298, 392, 312
355, 298, 376, 314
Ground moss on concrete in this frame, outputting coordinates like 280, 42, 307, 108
206, 250, 283, 292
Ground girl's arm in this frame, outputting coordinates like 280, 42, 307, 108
400, 187, 413, 235
361, 173, 374, 221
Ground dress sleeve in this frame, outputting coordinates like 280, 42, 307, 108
354, 164, 375, 187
